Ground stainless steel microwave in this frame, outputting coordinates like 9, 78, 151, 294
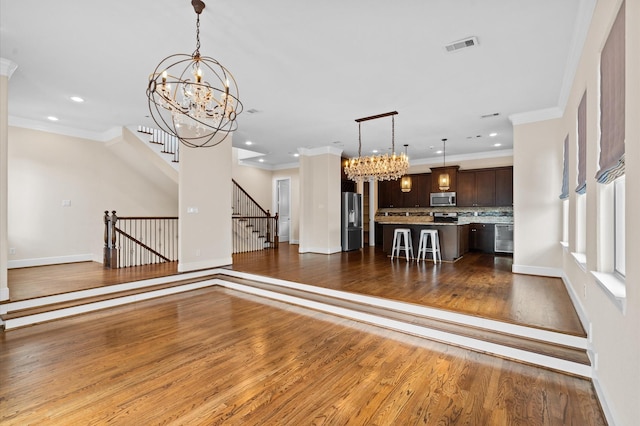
430, 192, 456, 207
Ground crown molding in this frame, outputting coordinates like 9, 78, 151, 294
0, 58, 18, 78
556, 0, 597, 113
508, 107, 563, 126
411, 149, 514, 167
298, 146, 343, 157
8, 116, 122, 142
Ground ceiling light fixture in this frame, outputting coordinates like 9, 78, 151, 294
47, 116, 59, 121
344, 111, 409, 182
70, 96, 84, 103
489, 132, 498, 137
400, 144, 412, 193
438, 138, 450, 191
146, 0, 242, 148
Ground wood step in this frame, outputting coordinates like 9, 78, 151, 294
213, 273, 591, 377
2, 276, 217, 321
1, 273, 220, 330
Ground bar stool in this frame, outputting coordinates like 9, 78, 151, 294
391, 228, 413, 261
417, 229, 441, 263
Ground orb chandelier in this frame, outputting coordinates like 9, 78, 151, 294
344, 111, 409, 182
146, 0, 243, 148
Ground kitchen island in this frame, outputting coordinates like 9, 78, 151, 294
377, 219, 470, 261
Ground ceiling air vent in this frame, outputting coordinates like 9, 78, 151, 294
445, 36, 479, 53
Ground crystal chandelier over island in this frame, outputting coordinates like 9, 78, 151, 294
344, 111, 410, 182
146, 0, 242, 148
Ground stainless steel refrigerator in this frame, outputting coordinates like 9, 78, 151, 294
341, 192, 362, 251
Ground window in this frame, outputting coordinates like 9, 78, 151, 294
562, 199, 569, 245
614, 176, 625, 276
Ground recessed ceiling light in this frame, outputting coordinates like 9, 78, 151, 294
372, 149, 379, 154
436, 150, 443, 154
47, 116, 59, 121
489, 132, 498, 137
70, 96, 85, 103
493, 143, 502, 147
258, 158, 264, 162
245, 141, 253, 145
293, 153, 299, 157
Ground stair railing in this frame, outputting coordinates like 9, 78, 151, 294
232, 180, 279, 252
103, 210, 178, 268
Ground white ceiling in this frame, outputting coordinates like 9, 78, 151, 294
1, 0, 591, 169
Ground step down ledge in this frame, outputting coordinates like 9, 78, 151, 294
3, 279, 220, 330
215, 278, 592, 379
2, 269, 219, 313
217, 270, 588, 350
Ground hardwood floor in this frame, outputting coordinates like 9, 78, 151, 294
228, 244, 585, 336
7, 261, 178, 300
6, 244, 584, 336
0, 286, 605, 425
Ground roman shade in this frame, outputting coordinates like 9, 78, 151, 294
596, 1, 625, 184
560, 134, 569, 199
575, 92, 587, 194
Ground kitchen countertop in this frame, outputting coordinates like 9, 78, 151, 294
375, 215, 513, 226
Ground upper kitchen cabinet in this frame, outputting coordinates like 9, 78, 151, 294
495, 167, 513, 206
457, 169, 496, 207
429, 166, 460, 193
378, 173, 432, 208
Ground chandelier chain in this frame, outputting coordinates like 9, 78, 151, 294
194, 14, 201, 58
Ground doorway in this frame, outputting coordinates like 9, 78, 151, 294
275, 178, 291, 242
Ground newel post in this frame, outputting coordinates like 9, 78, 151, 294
103, 210, 119, 268
274, 212, 279, 248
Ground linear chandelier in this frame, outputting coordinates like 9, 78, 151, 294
146, 0, 243, 148
344, 111, 409, 182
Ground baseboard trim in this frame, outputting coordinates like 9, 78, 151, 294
560, 272, 590, 335
8, 254, 94, 269
0, 287, 9, 302
297, 246, 342, 255
512, 264, 562, 277
592, 373, 619, 426
178, 257, 232, 272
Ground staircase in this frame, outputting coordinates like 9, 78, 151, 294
134, 126, 278, 254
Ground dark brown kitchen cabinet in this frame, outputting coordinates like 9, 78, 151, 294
429, 166, 459, 193
469, 223, 495, 253
378, 173, 431, 208
495, 167, 513, 206
457, 170, 496, 207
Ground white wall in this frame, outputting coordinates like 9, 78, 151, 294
179, 133, 232, 271
512, 118, 564, 276
7, 127, 178, 266
231, 149, 273, 212
298, 147, 341, 254
512, 1, 639, 423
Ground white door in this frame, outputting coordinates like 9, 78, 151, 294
276, 178, 290, 242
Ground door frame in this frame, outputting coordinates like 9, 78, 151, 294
273, 177, 291, 243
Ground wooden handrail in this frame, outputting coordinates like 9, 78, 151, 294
232, 179, 269, 216
114, 228, 171, 262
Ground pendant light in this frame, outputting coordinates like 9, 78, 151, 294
400, 144, 412, 192
438, 138, 450, 191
